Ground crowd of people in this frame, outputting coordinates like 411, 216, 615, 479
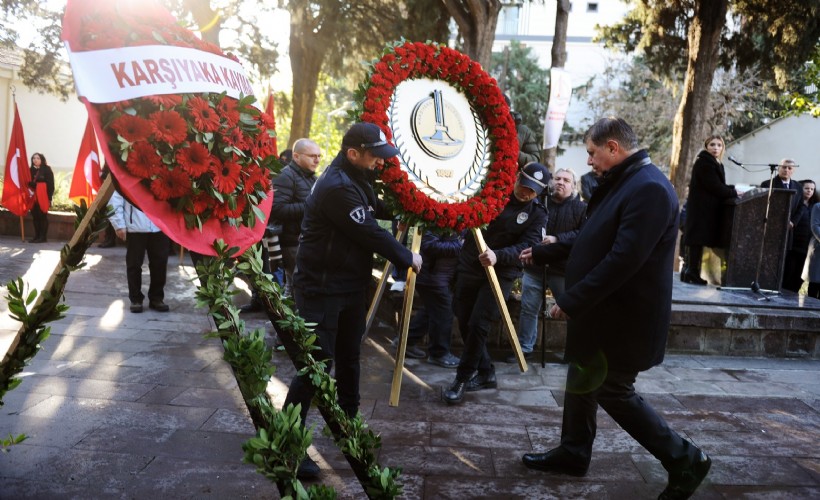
679, 138, 818, 294
24, 107, 820, 499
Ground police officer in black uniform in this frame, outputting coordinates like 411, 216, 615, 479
283, 122, 422, 478
442, 162, 551, 405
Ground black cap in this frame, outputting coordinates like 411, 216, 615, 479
518, 162, 551, 195
342, 123, 400, 159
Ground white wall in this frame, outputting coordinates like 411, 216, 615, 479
1, 66, 88, 175
725, 115, 820, 187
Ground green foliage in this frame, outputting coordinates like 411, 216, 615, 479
1, 433, 28, 451
193, 241, 403, 498
491, 40, 550, 145
597, 0, 820, 96
784, 43, 820, 117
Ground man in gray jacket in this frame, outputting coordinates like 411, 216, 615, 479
109, 191, 170, 313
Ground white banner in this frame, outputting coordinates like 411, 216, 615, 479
542, 68, 572, 150
65, 43, 255, 104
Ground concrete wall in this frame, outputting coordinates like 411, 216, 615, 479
1, 61, 88, 176
725, 115, 820, 187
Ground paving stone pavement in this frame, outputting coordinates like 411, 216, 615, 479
1, 236, 818, 499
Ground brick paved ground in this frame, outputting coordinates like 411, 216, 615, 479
1, 236, 818, 499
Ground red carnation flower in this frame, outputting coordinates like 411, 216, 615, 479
150, 110, 188, 145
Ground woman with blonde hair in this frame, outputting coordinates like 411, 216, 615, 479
681, 135, 739, 285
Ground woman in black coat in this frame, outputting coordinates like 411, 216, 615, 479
28, 152, 55, 243
681, 135, 738, 285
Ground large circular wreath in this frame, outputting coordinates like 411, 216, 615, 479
355, 41, 519, 231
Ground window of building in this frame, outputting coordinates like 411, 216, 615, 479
587, 2, 598, 12
496, 4, 521, 35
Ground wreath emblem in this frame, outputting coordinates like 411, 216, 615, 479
354, 41, 519, 231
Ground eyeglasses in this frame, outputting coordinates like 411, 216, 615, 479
360, 140, 386, 148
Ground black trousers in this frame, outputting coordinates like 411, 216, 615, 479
559, 363, 697, 472
283, 287, 367, 422
453, 273, 514, 382
31, 205, 49, 241
125, 231, 170, 304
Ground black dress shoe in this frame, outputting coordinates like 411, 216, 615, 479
504, 351, 534, 364
658, 450, 711, 500
522, 447, 589, 477
148, 300, 170, 312
130, 302, 144, 313
680, 273, 707, 286
296, 456, 320, 480
442, 380, 467, 405
466, 370, 497, 392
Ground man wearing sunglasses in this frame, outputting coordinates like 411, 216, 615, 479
282, 122, 422, 479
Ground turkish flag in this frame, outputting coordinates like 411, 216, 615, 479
1, 103, 33, 217
264, 93, 278, 158
68, 117, 102, 206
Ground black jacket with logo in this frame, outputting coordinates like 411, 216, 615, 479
458, 195, 547, 281
294, 152, 413, 295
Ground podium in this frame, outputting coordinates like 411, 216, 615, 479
721, 188, 795, 291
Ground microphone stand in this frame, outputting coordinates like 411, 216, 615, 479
721, 159, 783, 300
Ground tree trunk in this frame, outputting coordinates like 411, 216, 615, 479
543, 0, 570, 169
184, 0, 222, 46
287, 1, 340, 148
442, 0, 502, 70
669, 0, 728, 201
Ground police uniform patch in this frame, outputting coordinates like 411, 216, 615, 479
350, 206, 367, 224
517, 212, 529, 224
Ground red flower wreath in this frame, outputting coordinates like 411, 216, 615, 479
354, 41, 519, 231
62, 0, 275, 256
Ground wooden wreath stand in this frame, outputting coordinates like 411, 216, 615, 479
365, 226, 528, 407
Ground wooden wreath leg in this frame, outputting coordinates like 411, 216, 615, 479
2, 176, 115, 361
471, 227, 528, 373
362, 225, 407, 342
389, 226, 422, 407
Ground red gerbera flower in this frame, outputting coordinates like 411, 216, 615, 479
125, 141, 162, 179
175, 142, 212, 177
210, 158, 241, 194
150, 167, 192, 200
187, 96, 221, 132
143, 94, 183, 109
150, 110, 188, 145
111, 114, 153, 142
215, 98, 240, 126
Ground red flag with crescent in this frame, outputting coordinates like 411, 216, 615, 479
1, 103, 33, 217
68, 117, 102, 206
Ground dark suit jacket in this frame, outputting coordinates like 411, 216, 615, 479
532, 150, 679, 373
761, 177, 801, 250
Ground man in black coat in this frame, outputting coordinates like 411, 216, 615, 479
271, 138, 321, 296
761, 158, 802, 257
441, 162, 550, 405
284, 123, 422, 479
519, 118, 711, 500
